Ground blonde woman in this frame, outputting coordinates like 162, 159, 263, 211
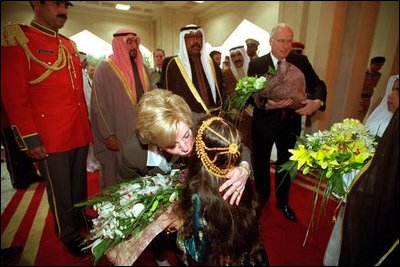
119, 89, 252, 265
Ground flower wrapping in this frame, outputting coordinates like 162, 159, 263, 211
105, 206, 177, 265
259, 61, 307, 109
75, 170, 182, 265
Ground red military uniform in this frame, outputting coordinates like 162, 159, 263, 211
1, 22, 92, 152
1, 21, 93, 249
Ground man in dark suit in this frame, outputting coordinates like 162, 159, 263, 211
248, 23, 327, 221
150, 48, 165, 88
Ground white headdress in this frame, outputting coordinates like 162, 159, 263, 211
229, 45, 250, 80
178, 24, 217, 102
365, 74, 399, 136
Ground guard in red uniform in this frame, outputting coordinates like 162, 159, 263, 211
1, 1, 92, 256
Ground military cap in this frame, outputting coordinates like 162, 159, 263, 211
292, 41, 305, 50
370, 56, 385, 64
79, 51, 87, 62
222, 56, 230, 64
245, 38, 260, 46
56, 1, 73, 6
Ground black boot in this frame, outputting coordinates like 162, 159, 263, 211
1, 246, 23, 261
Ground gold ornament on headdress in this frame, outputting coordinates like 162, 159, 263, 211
195, 117, 240, 178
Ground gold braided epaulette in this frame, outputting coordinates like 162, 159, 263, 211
58, 32, 78, 54
70, 39, 79, 55
1, 24, 28, 47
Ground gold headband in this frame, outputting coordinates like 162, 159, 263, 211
195, 117, 240, 178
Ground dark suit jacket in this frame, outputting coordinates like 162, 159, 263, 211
119, 131, 150, 179
248, 52, 327, 112
247, 52, 327, 138
119, 131, 189, 179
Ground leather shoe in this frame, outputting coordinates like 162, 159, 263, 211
31, 174, 45, 183
1, 246, 23, 261
277, 205, 297, 222
66, 236, 87, 257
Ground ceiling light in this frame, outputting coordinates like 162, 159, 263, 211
194, 1, 205, 3
115, 3, 131, 10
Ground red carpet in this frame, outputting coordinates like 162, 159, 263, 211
1, 170, 338, 266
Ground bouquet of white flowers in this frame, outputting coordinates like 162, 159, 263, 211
75, 170, 182, 264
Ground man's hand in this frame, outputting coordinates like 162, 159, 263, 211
26, 146, 48, 160
253, 92, 265, 109
265, 98, 293, 110
219, 161, 250, 206
295, 99, 322, 116
105, 135, 120, 151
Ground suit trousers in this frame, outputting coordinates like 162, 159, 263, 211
251, 108, 301, 207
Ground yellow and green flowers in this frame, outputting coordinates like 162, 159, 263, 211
279, 118, 378, 198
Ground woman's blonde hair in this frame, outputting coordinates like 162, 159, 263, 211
136, 89, 193, 148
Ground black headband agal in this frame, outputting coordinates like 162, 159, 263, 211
113, 32, 137, 37
229, 45, 244, 52
180, 25, 200, 32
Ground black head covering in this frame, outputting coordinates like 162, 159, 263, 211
339, 109, 399, 265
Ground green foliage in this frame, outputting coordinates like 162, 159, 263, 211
223, 66, 276, 126
86, 54, 106, 65
143, 54, 151, 67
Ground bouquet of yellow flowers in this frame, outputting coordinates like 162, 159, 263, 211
75, 170, 182, 264
279, 118, 378, 198
278, 118, 378, 246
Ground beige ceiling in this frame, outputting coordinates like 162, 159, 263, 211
72, 1, 225, 19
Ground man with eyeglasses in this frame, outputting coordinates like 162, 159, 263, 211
247, 23, 327, 222
1, 0, 92, 256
